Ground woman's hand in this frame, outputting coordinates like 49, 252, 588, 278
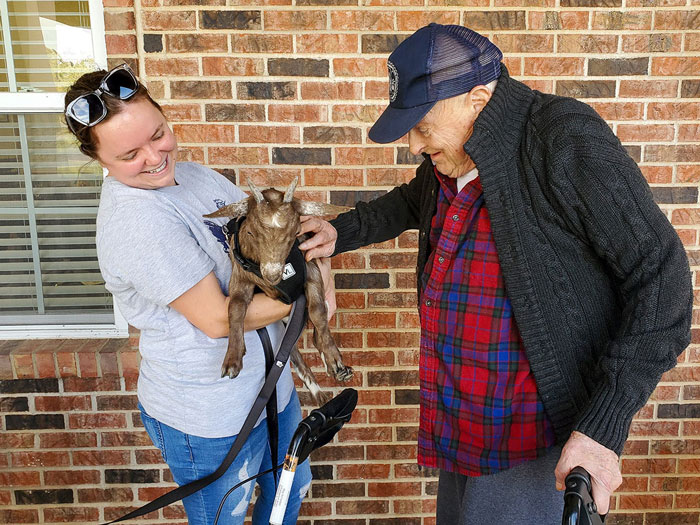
315, 257, 336, 320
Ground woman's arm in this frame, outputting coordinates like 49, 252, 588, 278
169, 271, 292, 338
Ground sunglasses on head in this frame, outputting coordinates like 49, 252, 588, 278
65, 63, 140, 133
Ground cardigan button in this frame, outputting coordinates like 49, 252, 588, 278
425, 299, 432, 307
452, 214, 459, 221
438, 256, 444, 263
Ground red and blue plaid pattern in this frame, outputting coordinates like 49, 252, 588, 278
418, 170, 556, 475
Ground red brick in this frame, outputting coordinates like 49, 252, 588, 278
617, 124, 675, 142
144, 57, 199, 77
161, 104, 202, 122
679, 124, 700, 142
77, 352, 99, 378
369, 408, 419, 424
104, 11, 135, 31
63, 377, 121, 392
40, 432, 97, 449
619, 80, 679, 99
297, 34, 359, 54
0, 433, 35, 449
368, 481, 422, 497
268, 104, 328, 123
340, 312, 396, 329
11, 451, 70, 467
72, 450, 130, 466
239, 126, 299, 144
0, 471, 41, 486
44, 470, 101, 486
493, 34, 554, 53
336, 499, 389, 515
209, 147, 269, 165
396, 11, 460, 30
649, 102, 700, 121
335, 147, 394, 166
301, 81, 363, 100
0, 510, 39, 524
592, 11, 652, 30
334, 58, 387, 78
367, 444, 417, 460
13, 353, 34, 379
330, 11, 394, 31
640, 166, 672, 184
35, 353, 56, 378
43, 507, 100, 523
56, 352, 78, 377
106, 34, 137, 55
678, 165, 700, 183
619, 494, 673, 510
232, 34, 293, 53
590, 102, 644, 121
78, 487, 134, 503
264, 10, 326, 30
529, 11, 588, 30
142, 11, 196, 30
621, 458, 676, 474
202, 57, 264, 76
305, 169, 363, 187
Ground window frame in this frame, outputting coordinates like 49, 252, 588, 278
0, 0, 128, 339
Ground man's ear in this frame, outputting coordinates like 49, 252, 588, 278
468, 85, 493, 115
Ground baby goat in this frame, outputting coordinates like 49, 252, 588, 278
204, 178, 353, 403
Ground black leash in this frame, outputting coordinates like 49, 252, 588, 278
257, 326, 279, 487
102, 296, 307, 524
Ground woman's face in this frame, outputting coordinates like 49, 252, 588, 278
92, 97, 178, 189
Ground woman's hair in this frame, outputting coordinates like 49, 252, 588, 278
64, 68, 163, 160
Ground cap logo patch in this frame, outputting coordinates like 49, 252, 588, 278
387, 60, 399, 103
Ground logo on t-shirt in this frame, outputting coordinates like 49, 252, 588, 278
205, 199, 231, 254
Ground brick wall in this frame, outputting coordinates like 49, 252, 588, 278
1, 0, 699, 523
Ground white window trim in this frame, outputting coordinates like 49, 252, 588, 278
0, 0, 128, 339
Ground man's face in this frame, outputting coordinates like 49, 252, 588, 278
407, 91, 480, 178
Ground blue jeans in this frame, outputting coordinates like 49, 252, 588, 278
139, 393, 312, 525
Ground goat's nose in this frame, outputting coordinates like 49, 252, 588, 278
261, 263, 284, 285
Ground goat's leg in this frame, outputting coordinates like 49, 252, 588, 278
222, 272, 255, 379
305, 260, 353, 382
290, 346, 329, 406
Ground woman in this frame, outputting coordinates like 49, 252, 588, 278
64, 63, 317, 524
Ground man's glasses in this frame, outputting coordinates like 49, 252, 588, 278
65, 64, 139, 133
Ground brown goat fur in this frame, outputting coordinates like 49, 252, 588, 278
203, 178, 353, 404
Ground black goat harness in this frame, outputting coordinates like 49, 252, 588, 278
225, 216, 307, 305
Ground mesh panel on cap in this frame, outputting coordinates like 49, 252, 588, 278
427, 25, 501, 101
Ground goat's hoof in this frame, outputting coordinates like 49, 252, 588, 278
221, 363, 242, 379
334, 365, 354, 382
311, 389, 331, 406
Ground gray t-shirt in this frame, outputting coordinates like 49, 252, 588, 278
96, 162, 294, 437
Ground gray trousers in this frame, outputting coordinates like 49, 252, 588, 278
436, 446, 564, 525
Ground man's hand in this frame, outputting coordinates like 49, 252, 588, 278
554, 431, 622, 515
315, 257, 336, 320
298, 216, 338, 261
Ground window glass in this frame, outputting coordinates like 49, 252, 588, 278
0, 1, 116, 329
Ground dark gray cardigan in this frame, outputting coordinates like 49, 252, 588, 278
331, 66, 692, 455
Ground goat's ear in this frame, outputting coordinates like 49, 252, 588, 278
203, 200, 250, 219
292, 200, 352, 217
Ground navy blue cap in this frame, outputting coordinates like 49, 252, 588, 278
368, 24, 503, 144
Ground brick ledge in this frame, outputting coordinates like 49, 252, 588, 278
0, 337, 139, 380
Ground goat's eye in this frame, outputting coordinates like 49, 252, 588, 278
247, 231, 253, 236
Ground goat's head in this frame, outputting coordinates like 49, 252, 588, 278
204, 177, 349, 285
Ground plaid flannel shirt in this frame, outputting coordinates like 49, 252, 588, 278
418, 170, 556, 475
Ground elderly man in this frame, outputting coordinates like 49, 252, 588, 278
300, 24, 691, 523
